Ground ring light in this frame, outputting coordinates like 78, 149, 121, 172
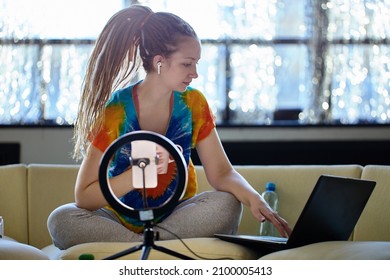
99, 130, 188, 221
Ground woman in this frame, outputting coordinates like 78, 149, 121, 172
48, 5, 291, 250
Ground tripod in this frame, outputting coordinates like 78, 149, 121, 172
99, 137, 194, 260
104, 220, 193, 260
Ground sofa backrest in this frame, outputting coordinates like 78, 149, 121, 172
27, 164, 79, 249
196, 165, 363, 235
354, 165, 390, 242
0, 164, 28, 244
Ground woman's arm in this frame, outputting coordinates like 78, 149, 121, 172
74, 145, 134, 211
196, 128, 292, 237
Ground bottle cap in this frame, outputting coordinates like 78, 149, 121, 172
78, 253, 95, 260
266, 182, 276, 191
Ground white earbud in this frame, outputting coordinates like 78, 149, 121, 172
157, 62, 161, 75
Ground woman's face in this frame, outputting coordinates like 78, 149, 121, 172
161, 36, 201, 92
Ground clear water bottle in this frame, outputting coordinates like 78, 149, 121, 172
259, 182, 279, 236
0, 216, 4, 238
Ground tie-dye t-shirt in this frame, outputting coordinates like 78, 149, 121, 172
92, 81, 215, 233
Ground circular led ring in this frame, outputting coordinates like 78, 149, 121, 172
99, 131, 188, 220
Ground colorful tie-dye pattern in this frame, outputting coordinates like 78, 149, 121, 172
92, 81, 215, 232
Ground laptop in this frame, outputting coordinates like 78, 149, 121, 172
215, 175, 376, 253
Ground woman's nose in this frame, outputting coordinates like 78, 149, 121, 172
190, 67, 198, 78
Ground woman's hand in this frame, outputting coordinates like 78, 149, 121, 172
249, 193, 292, 238
156, 144, 183, 174
75, 145, 134, 210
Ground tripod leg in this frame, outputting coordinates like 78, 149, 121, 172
140, 245, 152, 260
153, 245, 194, 260
103, 244, 143, 260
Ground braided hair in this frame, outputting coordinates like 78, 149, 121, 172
73, 5, 198, 160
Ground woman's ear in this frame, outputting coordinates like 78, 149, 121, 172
152, 55, 165, 74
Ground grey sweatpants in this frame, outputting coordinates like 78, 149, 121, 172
47, 191, 242, 250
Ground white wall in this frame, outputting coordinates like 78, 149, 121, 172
1, 126, 390, 164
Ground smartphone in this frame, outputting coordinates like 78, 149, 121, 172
131, 140, 158, 189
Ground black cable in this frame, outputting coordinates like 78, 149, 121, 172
154, 224, 235, 260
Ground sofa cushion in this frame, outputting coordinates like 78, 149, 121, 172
41, 244, 64, 260
0, 164, 28, 243
259, 241, 390, 260
57, 238, 262, 260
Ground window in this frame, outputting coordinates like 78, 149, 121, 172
1, 0, 389, 125
0, 0, 123, 125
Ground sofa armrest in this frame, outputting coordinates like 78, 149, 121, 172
0, 236, 49, 260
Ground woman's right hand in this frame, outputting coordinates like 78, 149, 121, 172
74, 145, 134, 210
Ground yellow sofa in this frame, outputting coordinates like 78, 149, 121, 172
1, 163, 390, 260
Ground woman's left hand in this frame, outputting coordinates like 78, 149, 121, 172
249, 194, 292, 238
